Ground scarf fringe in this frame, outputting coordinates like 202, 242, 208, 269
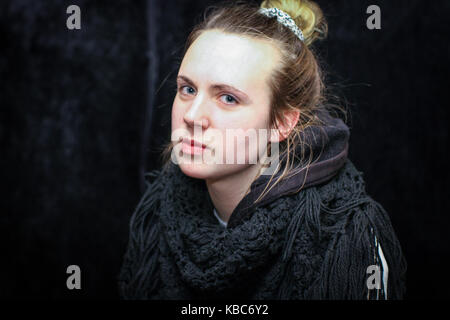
282, 188, 322, 262
278, 186, 407, 299
314, 195, 407, 299
118, 170, 162, 299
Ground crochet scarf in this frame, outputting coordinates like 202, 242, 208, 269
118, 159, 407, 300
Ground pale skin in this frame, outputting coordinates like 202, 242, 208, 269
171, 29, 299, 223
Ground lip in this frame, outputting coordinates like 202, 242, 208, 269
181, 137, 208, 155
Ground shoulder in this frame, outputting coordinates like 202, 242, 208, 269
315, 159, 367, 203
118, 167, 167, 299
137, 164, 177, 212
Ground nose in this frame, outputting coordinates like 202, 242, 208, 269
183, 95, 210, 130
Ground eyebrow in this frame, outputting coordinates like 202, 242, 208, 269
176, 75, 252, 104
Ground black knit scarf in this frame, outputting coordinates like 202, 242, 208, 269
118, 159, 407, 300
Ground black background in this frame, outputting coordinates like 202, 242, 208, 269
1, 0, 449, 299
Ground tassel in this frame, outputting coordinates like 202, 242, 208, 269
278, 188, 322, 299
316, 195, 407, 299
118, 169, 163, 299
282, 188, 322, 262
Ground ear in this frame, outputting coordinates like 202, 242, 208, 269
270, 109, 300, 143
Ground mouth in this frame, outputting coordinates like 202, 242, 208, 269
181, 137, 208, 155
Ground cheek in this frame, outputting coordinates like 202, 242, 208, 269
171, 99, 185, 131
212, 106, 270, 130
217, 107, 271, 163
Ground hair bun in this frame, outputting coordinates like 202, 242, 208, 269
260, 0, 328, 46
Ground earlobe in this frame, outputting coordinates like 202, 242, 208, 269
270, 110, 300, 142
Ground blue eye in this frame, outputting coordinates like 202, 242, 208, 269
221, 94, 238, 105
178, 85, 239, 105
180, 86, 195, 95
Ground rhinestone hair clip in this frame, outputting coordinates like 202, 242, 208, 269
258, 7, 305, 42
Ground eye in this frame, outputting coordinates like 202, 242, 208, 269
178, 85, 239, 105
179, 85, 195, 95
220, 94, 238, 105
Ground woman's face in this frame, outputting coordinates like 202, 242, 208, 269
171, 30, 281, 180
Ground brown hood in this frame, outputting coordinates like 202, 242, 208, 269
225, 109, 350, 228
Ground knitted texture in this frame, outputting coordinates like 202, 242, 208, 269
118, 159, 407, 300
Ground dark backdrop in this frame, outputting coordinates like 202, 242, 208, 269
1, 0, 449, 299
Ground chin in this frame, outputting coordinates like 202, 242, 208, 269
178, 159, 253, 182
178, 161, 215, 180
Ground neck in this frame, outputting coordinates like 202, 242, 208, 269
205, 164, 263, 223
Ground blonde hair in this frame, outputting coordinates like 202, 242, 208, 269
160, 0, 346, 203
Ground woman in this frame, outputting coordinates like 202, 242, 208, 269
118, 0, 407, 300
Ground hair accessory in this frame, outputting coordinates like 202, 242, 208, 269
258, 7, 305, 42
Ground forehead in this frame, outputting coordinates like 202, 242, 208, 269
179, 30, 281, 92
